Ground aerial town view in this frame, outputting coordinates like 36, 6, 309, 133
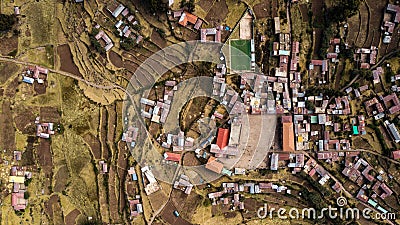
1, 0, 400, 224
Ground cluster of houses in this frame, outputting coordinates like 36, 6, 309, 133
9, 166, 32, 211
128, 196, 143, 219
343, 156, 393, 215
127, 167, 143, 219
173, 174, 193, 195
35, 117, 55, 139
122, 126, 139, 148
354, 46, 378, 69
107, 2, 143, 43
207, 181, 291, 210
140, 80, 176, 124
382, 4, 400, 44
21, 66, 48, 85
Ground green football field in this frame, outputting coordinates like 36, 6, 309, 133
230, 39, 251, 71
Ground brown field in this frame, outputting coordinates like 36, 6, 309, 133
151, 30, 168, 49
0, 100, 16, 151
44, 194, 60, 220
356, 1, 369, 47
170, 189, 202, 221
21, 136, 36, 166
198, 0, 214, 14
365, 0, 386, 47
57, 44, 82, 77
5, 76, 19, 97
34, 81, 47, 95
126, 180, 137, 197
14, 107, 36, 134
54, 165, 69, 193
109, 51, 124, 68
0, 35, 18, 56
160, 200, 192, 225
205, 0, 229, 26
100, 107, 110, 159
299, 4, 310, 23
40, 106, 61, 122
311, 0, 323, 19
83, 133, 102, 159
242, 198, 264, 219
0, 62, 19, 85
183, 152, 202, 166
347, 12, 360, 46
108, 166, 121, 222
253, 2, 271, 19
313, 28, 322, 58
65, 209, 81, 225
37, 139, 53, 177
106, 104, 117, 144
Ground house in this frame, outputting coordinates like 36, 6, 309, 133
164, 152, 181, 162
200, 27, 222, 42
109, 4, 126, 18
387, 4, 400, 23
205, 156, 223, 174
270, 153, 279, 170
178, 11, 198, 27
282, 116, 295, 151
128, 167, 138, 181
382, 93, 400, 114
372, 67, 383, 84
216, 128, 230, 149
14, 6, 20, 15
384, 120, 400, 143
392, 150, 400, 159
141, 166, 160, 195
94, 30, 114, 51
173, 174, 193, 195
122, 126, 138, 147
99, 161, 108, 174
36, 122, 55, 139
274, 17, 280, 34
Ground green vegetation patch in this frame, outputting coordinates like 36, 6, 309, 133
230, 39, 251, 71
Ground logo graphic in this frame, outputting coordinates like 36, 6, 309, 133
336, 197, 347, 207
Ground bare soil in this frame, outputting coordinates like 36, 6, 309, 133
57, 44, 82, 77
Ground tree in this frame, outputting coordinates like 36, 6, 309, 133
120, 37, 136, 51
0, 14, 16, 32
305, 101, 315, 111
180, 0, 195, 13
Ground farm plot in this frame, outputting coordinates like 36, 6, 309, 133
0, 100, 16, 152
356, 1, 369, 47
160, 201, 192, 225
24, 0, 56, 47
57, 44, 82, 77
205, 0, 229, 27
0, 62, 19, 85
347, 12, 361, 46
37, 139, 53, 177
365, 0, 386, 47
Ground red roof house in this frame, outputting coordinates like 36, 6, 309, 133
216, 128, 230, 149
392, 150, 400, 160
164, 152, 181, 162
